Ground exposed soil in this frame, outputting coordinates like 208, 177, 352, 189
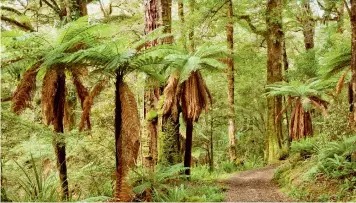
223, 165, 292, 202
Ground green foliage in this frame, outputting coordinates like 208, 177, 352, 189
128, 164, 187, 200
275, 135, 356, 202
317, 136, 356, 179
290, 138, 318, 159
146, 110, 158, 121
289, 49, 319, 80
266, 79, 330, 98
162, 44, 227, 82
10, 154, 59, 202
156, 183, 225, 202
220, 161, 237, 173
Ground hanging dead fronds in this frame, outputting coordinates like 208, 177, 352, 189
41, 68, 59, 125
289, 98, 313, 141
181, 71, 212, 123
336, 68, 350, 95
163, 75, 179, 118
79, 79, 107, 131
11, 62, 41, 114
115, 82, 140, 201
71, 67, 89, 108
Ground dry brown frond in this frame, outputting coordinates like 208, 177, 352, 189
181, 71, 212, 123
115, 82, 140, 201
79, 79, 107, 131
336, 68, 350, 95
309, 96, 328, 109
41, 68, 59, 125
310, 98, 328, 117
71, 68, 89, 108
11, 62, 41, 114
289, 98, 314, 141
163, 76, 179, 116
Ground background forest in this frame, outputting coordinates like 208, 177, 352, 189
1, 0, 355, 202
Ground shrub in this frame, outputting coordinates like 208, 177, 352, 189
10, 154, 59, 202
128, 163, 187, 201
290, 138, 318, 159
317, 135, 356, 179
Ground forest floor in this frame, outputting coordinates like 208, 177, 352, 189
222, 165, 292, 202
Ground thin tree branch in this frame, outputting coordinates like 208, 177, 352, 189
49, 0, 60, 10
235, 15, 267, 37
1, 58, 25, 67
1, 97, 12, 102
42, 0, 60, 14
1, 15, 35, 32
0, 6, 22, 15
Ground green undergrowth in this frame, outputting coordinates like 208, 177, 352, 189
273, 135, 356, 202
128, 156, 266, 202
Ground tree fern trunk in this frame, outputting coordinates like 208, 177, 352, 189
114, 71, 123, 199
184, 120, 193, 176
53, 69, 69, 200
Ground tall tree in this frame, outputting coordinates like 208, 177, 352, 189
143, 0, 161, 169
266, 0, 284, 163
161, 0, 182, 166
350, 0, 356, 128
226, 0, 237, 162
337, 1, 345, 33
299, 0, 315, 50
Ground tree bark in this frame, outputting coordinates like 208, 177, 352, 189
300, 0, 315, 50
184, 120, 193, 176
337, 1, 345, 33
266, 0, 283, 163
188, 0, 195, 52
114, 71, 123, 199
226, 0, 237, 162
143, 0, 161, 169
53, 69, 69, 200
161, 0, 181, 166
350, 0, 356, 128
178, 0, 186, 48
160, 0, 173, 43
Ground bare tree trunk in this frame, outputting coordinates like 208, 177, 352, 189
226, 0, 237, 162
337, 1, 345, 33
178, 0, 186, 48
160, 0, 173, 43
301, 0, 315, 50
53, 69, 69, 200
74, 0, 88, 16
266, 0, 283, 163
188, 0, 195, 52
350, 0, 356, 128
143, 0, 161, 169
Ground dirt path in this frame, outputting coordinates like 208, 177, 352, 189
223, 165, 291, 202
